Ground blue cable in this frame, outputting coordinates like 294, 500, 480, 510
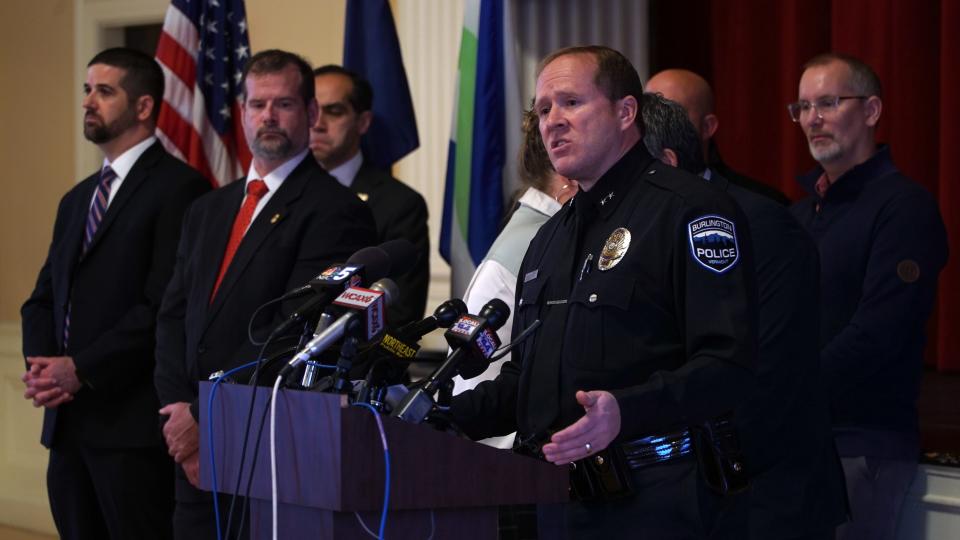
353, 402, 391, 539
208, 360, 337, 540
207, 360, 259, 540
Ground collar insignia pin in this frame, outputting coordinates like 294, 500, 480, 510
357, 192, 370, 202
270, 213, 281, 224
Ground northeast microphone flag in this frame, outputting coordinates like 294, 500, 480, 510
342, 0, 420, 169
440, 0, 521, 297
155, 0, 252, 187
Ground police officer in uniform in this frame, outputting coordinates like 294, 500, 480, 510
451, 46, 758, 538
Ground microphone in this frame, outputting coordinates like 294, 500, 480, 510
282, 238, 415, 299
390, 298, 510, 424
377, 299, 469, 362
272, 239, 415, 334
278, 279, 398, 380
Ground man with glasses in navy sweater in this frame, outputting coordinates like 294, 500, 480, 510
788, 53, 948, 540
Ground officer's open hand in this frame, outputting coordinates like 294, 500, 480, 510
541, 390, 621, 465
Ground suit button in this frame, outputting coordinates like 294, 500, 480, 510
588, 293, 598, 303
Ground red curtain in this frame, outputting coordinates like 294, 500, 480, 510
686, 0, 959, 371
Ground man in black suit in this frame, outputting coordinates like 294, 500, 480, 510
646, 69, 791, 205
309, 65, 429, 326
21, 48, 210, 539
642, 92, 848, 539
154, 49, 377, 539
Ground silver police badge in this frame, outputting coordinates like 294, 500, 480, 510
598, 228, 631, 271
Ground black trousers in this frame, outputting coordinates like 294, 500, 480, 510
47, 442, 174, 540
173, 471, 249, 540
537, 457, 727, 540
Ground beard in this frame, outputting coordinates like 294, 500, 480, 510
83, 105, 138, 144
808, 138, 843, 163
252, 128, 294, 161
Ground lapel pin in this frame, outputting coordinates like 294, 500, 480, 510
357, 192, 370, 202
270, 213, 281, 224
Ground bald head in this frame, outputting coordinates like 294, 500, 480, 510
645, 69, 718, 159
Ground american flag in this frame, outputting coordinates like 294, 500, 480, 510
155, 0, 252, 187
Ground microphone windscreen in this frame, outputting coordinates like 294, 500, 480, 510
434, 298, 468, 327
377, 239, 418, 278
347, 246, 392, 282
479, 298, 511, 331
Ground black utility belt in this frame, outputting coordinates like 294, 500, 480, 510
569, 415, 748, 503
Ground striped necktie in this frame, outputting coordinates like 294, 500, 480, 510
83, 165, 117, 253
65, 166, 118, 348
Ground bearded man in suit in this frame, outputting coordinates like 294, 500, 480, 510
21, 47, 210, 540
154, 49, 376, 539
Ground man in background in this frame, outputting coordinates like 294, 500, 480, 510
646, 68, 790, 204
155, 49, 376, 539
788, 53, 947, 540
310, 65, 429, 326
21, 47, 209, 539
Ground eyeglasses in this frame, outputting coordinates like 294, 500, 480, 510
786, 95, 867, 122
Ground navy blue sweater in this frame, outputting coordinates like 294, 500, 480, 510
790, 146, 948, 459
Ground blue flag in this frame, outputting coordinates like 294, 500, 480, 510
440, 0, 510, 295
343, 0, 420, 168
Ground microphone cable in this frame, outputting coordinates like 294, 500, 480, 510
488, 319, 541, 362
206, 360, 259, 540
246, 296, 285, 346
350, 402, 393, 539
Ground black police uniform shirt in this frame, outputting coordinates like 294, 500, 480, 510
452, 142, 758, 444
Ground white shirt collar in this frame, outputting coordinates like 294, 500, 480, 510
102, 136, 156, 179
519, 187, 563, 217
326, 151, 364, 188
245, 148, 310, 192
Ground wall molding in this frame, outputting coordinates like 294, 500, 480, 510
0, 322, 55, 534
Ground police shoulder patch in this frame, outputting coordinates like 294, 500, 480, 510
687, 215, 740, 274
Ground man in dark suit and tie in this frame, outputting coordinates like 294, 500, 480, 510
310, 65, 429, 326
154, 49, 377, 539
21, 47, 210, 540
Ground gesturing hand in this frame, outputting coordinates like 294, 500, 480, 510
541, 390, 621, 465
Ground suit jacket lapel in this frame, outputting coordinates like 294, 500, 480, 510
54, 174, 98, 302
81, 142, 162, 259
204, 157, 311, 322
195, 180, 245, 321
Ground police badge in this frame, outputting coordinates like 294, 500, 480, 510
687, 215, 739, 273
598, 228, 631, 271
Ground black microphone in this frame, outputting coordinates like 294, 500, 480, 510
278, 279, 398, 380
390, 298, 510, 424
376, 299, 469, 362
272, 239, 415, 335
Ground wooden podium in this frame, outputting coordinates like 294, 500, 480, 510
199, 382, 568, 539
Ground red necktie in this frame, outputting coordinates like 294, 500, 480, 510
210, 180, 269, 302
